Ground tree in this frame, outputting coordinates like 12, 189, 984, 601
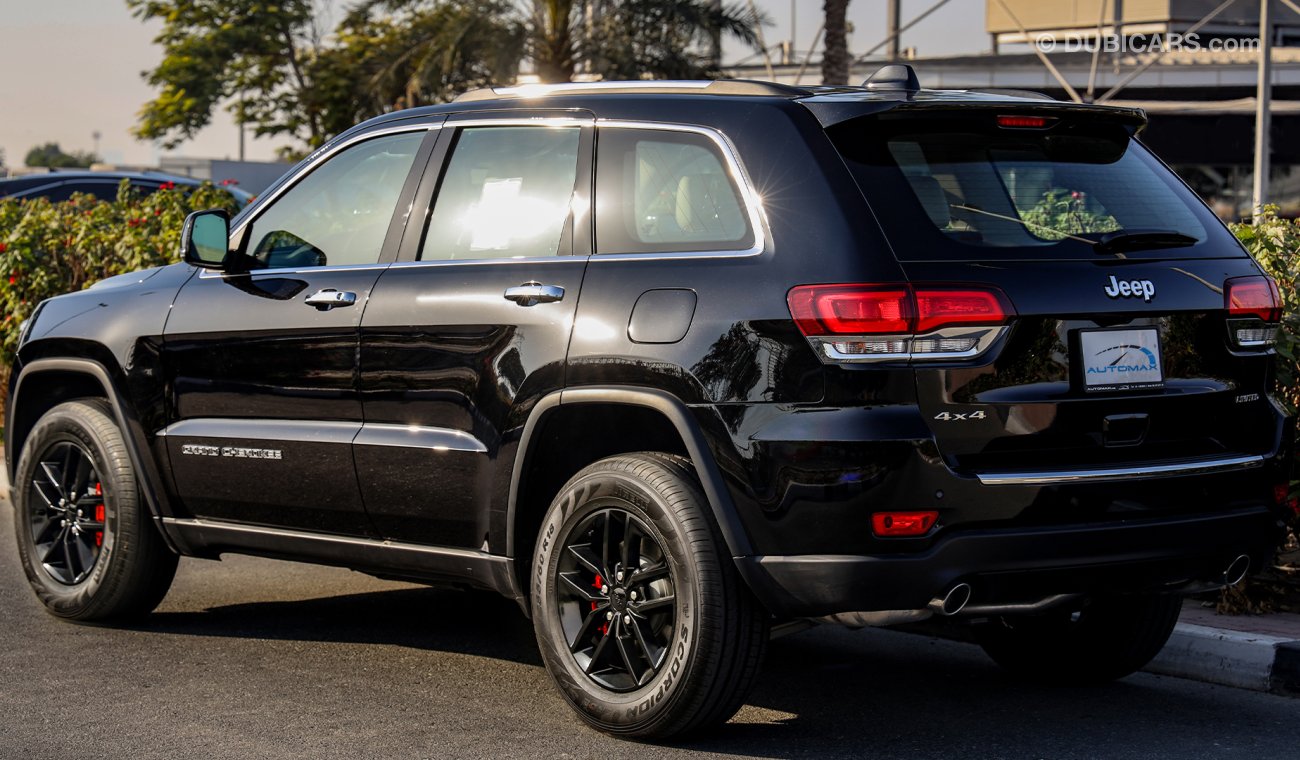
24, 143, 99, 168
127, 0, 328, 154
822, 0, 851, 85
581, 0, 763, 81
128, 0, 766, 158
320, 0, 526, 123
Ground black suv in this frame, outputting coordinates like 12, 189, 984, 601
7, 65, 1291, 740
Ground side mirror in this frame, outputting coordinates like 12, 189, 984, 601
181, 209, 231, 269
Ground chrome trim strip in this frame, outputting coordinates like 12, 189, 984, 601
199, 262, 390, 279
161, 517, 490, 560
809, 326, 1008, 364
444, 117, 594, 128
388, 256, 584, 270
158, 418, 360, 444
975, 455, 1265, 486
158, 418, 486, 453
354, 423, 486, 453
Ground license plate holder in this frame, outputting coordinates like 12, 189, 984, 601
1077, 327, 1164, 393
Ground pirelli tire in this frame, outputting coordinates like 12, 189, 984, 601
12, 398, 178, 621
531, 452, 769, 740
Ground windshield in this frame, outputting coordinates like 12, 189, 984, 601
828, 111, 1240, 261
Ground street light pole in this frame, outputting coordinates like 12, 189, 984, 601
1252, 0, 1273, 222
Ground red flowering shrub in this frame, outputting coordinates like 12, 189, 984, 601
0, 179, 240, 364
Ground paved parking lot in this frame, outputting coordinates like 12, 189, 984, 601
1, 497, 1298, 759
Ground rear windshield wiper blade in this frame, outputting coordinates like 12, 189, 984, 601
1088, 229, 1199, 254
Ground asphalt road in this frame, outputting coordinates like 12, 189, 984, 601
1, 498, 1298, 760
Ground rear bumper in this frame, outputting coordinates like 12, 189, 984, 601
734, 506, 1284, 618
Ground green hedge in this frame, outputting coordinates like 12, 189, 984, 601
0, 180, 241, 359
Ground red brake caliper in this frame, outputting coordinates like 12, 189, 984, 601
94, 483, 104, 547
592, 573, 608, 636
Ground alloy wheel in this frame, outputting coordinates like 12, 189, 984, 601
28, 441, 107, 585
556, 507, 677, 692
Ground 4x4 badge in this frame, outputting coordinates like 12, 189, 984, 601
1103, 275, 1155, 302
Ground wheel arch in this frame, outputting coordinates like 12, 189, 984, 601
506, 386, 753, 611
7, 357, 176, 548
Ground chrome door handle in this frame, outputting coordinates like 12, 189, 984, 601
304, 289, 357, 310
504, 282, 565, 306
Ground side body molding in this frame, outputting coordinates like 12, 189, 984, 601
8, 357, 178, 550
507, 386, 754, 560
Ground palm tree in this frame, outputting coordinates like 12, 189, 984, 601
822, 0, 851, 85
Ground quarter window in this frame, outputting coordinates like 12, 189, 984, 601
595, 128, 753, 254
244, 131, 425, 269
419, 126, 581, 261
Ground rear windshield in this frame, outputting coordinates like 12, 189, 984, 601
828, 111, 1240, 260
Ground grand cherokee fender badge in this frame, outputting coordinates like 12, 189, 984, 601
1104, 275, 1155, 302
181, 444, 282, 460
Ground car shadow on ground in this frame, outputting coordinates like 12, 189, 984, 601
125, 584, 1297, 757
136, 586, 545, 666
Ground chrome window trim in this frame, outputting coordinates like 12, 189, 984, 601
443, 117, 594, 129
975, 454, 1265, 486
590, 119, 768, 262
204, 117, 770, 276
199, 123, 439, 279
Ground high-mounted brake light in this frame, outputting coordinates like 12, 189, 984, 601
788, 283, 1015, 363
1225, 275, 1281, 348
997, 115, 1052, 129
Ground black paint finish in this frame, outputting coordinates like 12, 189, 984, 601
6, 85, 1291, 618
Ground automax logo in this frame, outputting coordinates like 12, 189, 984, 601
1087, 343, 1159, 376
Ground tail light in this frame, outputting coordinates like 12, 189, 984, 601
788, 283, 1015, 363
1225, 276, 1281, 348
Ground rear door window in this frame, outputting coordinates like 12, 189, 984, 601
830, 112, 1235, 260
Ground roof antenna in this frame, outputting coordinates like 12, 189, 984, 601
864, 63, 920, 92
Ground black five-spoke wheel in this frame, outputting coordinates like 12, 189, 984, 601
29, 441, 107, 585
14, 399, 178, 621
557, 507, 676, 691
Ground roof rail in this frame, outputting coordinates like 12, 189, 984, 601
453, 79, 809, 102
965, 87, 1057, 102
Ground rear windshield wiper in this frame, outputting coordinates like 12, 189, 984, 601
1087, 229, 1200, 254
947, 205, 1200, 256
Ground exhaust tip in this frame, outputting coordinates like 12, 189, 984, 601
931, 582, 972, 616
1224, 554, 1251, 587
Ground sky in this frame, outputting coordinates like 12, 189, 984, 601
0, 0, 985, 167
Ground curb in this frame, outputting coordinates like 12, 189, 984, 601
1146, 623, 1300, 694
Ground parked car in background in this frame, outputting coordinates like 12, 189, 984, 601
0, 171, 254, 207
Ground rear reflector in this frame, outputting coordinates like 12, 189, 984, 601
1225, 276, 1281, 322
871, 511, 939, 537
